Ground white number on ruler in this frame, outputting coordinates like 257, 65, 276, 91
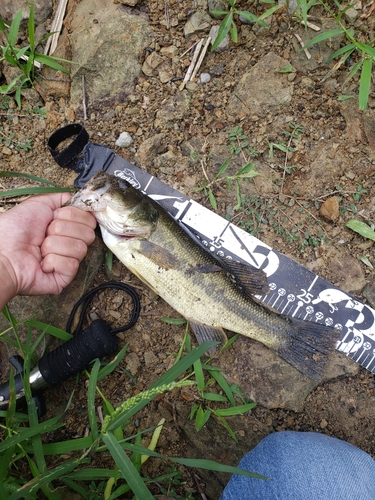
296, 289, 314, 304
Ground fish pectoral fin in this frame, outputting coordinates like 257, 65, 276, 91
221, 260, 269, 297
189, 321, 227, 356
276, 318, 340, 382
138, 239, 180, 270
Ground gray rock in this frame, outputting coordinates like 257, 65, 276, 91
290, 21, 344, 74
142, 52, 164, 77
121, 0, 140, 6
0, 0, 52, 24
184, 10, 212, 37
115, 131, 133, 148
209, 25, 230, 52
217, 335, 358, 411
68, 0, 150, 110
278, 0, 298, 14
226, 52, 294, 118
209, 63, 225, 76
154, 91, 191, 129
198, 72, 211, 83
208, 0, 227, 18
331, 254, 366, 293
344, 7, 358, 22
136, 133, 168, 168
125, 352, 140, 375
194, 0, 209, 9
363, 282, 375, 309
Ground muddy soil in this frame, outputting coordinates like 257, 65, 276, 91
1, 0, 375, 498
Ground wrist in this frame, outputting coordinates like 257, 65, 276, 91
0, 256, 17, 310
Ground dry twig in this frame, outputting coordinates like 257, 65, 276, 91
44, 0, 69, 55
179, 39, 204, 90
82, 74, 87, 120
294, 33, 311, 59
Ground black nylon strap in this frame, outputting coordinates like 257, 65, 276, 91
47, 123, 89, 170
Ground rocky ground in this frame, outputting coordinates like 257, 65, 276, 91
1, 0, 375, 498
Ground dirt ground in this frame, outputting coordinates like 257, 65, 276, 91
1, 0, 375, 498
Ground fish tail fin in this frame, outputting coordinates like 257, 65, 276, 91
276, 318, 339, 381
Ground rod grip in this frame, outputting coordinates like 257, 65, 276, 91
38, 319, 118, 386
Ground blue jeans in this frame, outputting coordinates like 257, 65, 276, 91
220, 431, 375, 500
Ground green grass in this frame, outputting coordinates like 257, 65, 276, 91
0, 306, 266, 499
210, 0, 280, 51
0, 4, 72, 108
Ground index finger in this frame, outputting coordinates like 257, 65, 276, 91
29, 192, 73, 211
53, 205, 98, 229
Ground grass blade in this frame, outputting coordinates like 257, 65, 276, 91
0, 416, 63, 453
97, 344, 128, 381
88, 359, 101, 440
0, 187, 73, 198
346, 219, 375, 240
214, 402, 256, 416
209, 367, 236, 406
106, 342, 217, 431
24, 436, 94, 455
8, 458, 81, 499
0, 171, 61, 185
194, 357, 205, 391
326, 43, 355, 62
24, 320, 72, 341
302, 29, 344, 50
33, 53, 70, 72
211, 12, 233, 51
354, 42, 375, 59
168, 456, 269, 479
216, 158, 231, 178
28, 3, 35, 52
358, 58, 372, 110
8, 9, 22, 47
101, 432, 154, 499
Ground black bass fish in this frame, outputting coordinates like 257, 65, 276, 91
69, 172, 339, 381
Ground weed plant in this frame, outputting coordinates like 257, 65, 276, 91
210, 0, 280, 51
195, 126, 259, 210
295, 0, 375, 109
0, 4, 72, 108
0, 307, 265, 499
237, 193, 327, 252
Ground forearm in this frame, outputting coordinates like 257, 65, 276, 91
0, 258, 17, 310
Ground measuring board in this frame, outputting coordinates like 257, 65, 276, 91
49, 125, 375, 374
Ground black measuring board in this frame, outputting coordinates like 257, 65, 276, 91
106, 162, 375, 374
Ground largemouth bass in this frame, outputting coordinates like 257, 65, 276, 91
69, 172, 338, 381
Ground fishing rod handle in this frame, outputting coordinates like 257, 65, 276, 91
38, 318, 118, 386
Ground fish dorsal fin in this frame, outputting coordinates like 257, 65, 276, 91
220, 259, 269, 297
139, 239, 180, 270
189, 321, 228, 356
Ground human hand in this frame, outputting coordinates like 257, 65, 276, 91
0, 192, 97, 308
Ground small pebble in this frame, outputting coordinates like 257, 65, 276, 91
115, 131, 133, 148
198, 73, 211, 84
320, 418, 328, 429
319, 196, 339, 222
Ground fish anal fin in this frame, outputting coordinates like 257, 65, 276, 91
276, 318, 340, 382
139, 239, 180, 269
190, 321, 227, 356
222, 260, 269, 297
